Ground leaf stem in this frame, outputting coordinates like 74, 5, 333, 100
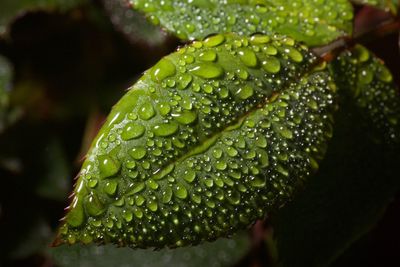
313, 17, 400, 61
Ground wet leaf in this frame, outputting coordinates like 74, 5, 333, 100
129, 0, 353, 46
50, 232, 250, 267
55, 33, 336, 248
330, 44, 400, 144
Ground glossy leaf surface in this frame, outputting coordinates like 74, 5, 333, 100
330, 45, 400, 143
55, 33, 336, 248
129, 0, 353, 46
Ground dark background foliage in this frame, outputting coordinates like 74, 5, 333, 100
0, 1, 399, 266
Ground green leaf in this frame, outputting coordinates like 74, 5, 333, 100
270, 95, 400, 267
55, 33, 336, 248
0, 55, 12, 132
0, 0, 87, 35
50, 232, 250, 267
129, 0, 354, 46
330, 44, 400, 144
350, 0, 398, 15
102, 0, 168, 47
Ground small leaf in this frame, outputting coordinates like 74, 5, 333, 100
330, 44, 400, 143
51, 232, 250, 267
129, 0, 354, 46
351, 0, 398, 15
0, 0, 88, 35
55, 33, 336, 248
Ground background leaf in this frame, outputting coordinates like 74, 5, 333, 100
51, 232, 250, 267
102, 0, 169, 47
0, 54, 12, 132
330, 45, 400, 144
270, 95, 400, 267
129, 0, 354, 46
56, 33, 336, 248
0, 0, 89, 35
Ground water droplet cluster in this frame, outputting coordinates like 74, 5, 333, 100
57, 34, 335, 248
331, 45, 400, 143
129, 0, 353, 46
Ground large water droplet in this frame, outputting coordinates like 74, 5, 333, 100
199, 50, 217, 62
203, 34, 225, 47
129, 147, 147, 160
98, 155, 120, 178
175, 184, 188, 199
151, 58, 176, 82
236, 85, 254, 100
190, 63, 224, 79
183, 170, 196, 183
153, 122, 179, 136
262, 57, 281, 73
238, 48, 258, 67
138, 102, 155, 120
172, 110, 197, 124
121, 123, 145, 140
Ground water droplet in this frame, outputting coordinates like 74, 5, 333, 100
98, 155, 120, 178
153, 164, 175, 180
157, 102, 171, 116
212, 148, 223, 159
66, 198, 84, 227
133, 207, 143, 218
129, 147, 147, 160
183, 170, 196, 183
262, 57, 281, 73
215, 160, 227, 170
151, 58, 176, 82
358, 67, 373, 84
162, 187, 173, 203
121, 123, 145, 140
172, 110, 197, 124
190, 63, 224, 79
153, 122, 179, 136
104, 180, 118, 196
138, 102, 155, 120
85, 193, 105, 216
250, 34, 270, 44
175, 184, 188, 199
376, 65, 393, 83
147, 199, 158, 212
146, 179, 159, 190
236, 85, 254, 100
238, 49, 258, 67
178, 73, 193, 89
199, 50, 217, 62
255, 135, 267, 148
123, 210, 133, 222
128, 182, 145, 195
203, 34, 225, 47
286, 47, 303, 62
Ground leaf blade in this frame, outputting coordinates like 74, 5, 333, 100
56, 33, 336, 248
129, 0, 354, 46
